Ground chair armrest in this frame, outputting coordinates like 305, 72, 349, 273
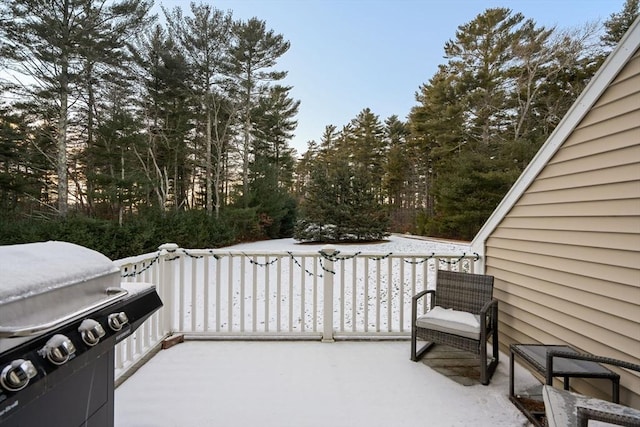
576, 406, 640, 427
480, 298, 498, 325
411, 290, 435, 326
479, 299, 498, 340
545, 351, 640, 385
412, 289, 434, 303
480, 298, 498, 317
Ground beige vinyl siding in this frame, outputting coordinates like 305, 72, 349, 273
486, 48, 640, 407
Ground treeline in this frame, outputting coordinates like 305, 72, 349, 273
0, 0, 637, 257
0, 0, 299, 251
296, 2, 638, 240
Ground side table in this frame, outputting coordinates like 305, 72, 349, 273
509, 344, 621, 427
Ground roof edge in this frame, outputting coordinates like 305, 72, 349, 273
471, 16, 640, 253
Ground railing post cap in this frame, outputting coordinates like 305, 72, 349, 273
158, 243, 179, 252
321, 244, 337, 254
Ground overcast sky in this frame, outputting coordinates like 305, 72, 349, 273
155, 0, 624, 155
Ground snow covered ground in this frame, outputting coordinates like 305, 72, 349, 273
223, 234, 471, 254
114, 235, 539, 426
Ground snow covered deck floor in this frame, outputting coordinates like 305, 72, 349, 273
115, 340, 538, 426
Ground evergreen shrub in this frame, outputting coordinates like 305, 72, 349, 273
0, 210, 238, 260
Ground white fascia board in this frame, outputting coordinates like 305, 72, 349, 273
471, 17, 640, 268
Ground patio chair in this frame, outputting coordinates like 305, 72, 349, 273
543, 352, 640, 427
543, 386, 640, 427
410, 269, 499, 385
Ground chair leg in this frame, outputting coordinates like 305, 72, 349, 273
412, 341, 434, 362
411, 327, 416, 360
411, 326, 435, 361
492, 329, 499, 364
481, 340, 488, 385
481, 329, 500, 385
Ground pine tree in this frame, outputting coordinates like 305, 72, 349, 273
295, 119, 389, 243
136, 25, 193, 212
77, 0, 153, 216
163, 3, 234, 216
444, 8, 524, 147
409, 67, 465, 226
382, 115, 412, 230
247, 85, 300, 237
87, 83, 147, 223
410, 9, 545, 239
0, 109, 38, 211
295, 154, 388, 243
343, 108, 387, 202
602, 0, 639, 48
229, 17, 290, 208
0, 0, 153, 217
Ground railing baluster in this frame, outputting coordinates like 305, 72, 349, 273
215, 255, 221, 332
387, 257, 393, 333
264, 255, 270, 333
228, 256, 234, 333
252, 256, 257, 332
276, 256, 282, 333
399, 259, 405, 332
300, 256, 306, 333
351, 257, 357, 333
289, 257, 294, 333
364, 257, 369, 333
375, 258, 381, 333
191, 257, 197, 332
339, 258, 345, 334
312, 258, 318, 332
240, 256, 246, 332
179, 255, 185, 332
203, 256, 209, 332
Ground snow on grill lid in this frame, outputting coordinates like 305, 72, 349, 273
0, 241, 119, 304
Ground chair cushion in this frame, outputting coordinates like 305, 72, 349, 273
415, 306, 481, 340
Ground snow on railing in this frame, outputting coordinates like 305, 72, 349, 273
113, 243, 479, 382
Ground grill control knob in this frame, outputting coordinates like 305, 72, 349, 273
42, 334, 76, 365
1, 359, 37, 392
108, 312, 129, 331
79, 319, 106, 346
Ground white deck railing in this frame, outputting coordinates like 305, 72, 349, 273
113, 243, 479, 382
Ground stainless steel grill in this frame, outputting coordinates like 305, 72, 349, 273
0, 241, 162, 427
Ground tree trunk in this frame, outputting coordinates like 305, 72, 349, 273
57, 65, 69, 218
242, 109, 250, 208
206, 107, 213, 215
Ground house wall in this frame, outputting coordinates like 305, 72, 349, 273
486, 48, 640, 408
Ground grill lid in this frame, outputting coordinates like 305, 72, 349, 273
0, 241, 127, 338
0, 241, 119, 303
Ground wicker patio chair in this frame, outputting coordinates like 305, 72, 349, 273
577, 405, 640, 427
543, 351, 640, 426
410, 269, 499, 385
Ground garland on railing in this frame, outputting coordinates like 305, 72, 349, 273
245, 253, 279, 267
318, 258, 335, 275
311, 250, 480, 276
120, 253, 160, 277
399, 252, 480, 266
287, 251, 323, 277
318, 249, 362, 261
181, 251, 203, 259
439, 252, 480, 265
120, 247, 480, 279
402, 253, 436, 265
182, 249, 225, 261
